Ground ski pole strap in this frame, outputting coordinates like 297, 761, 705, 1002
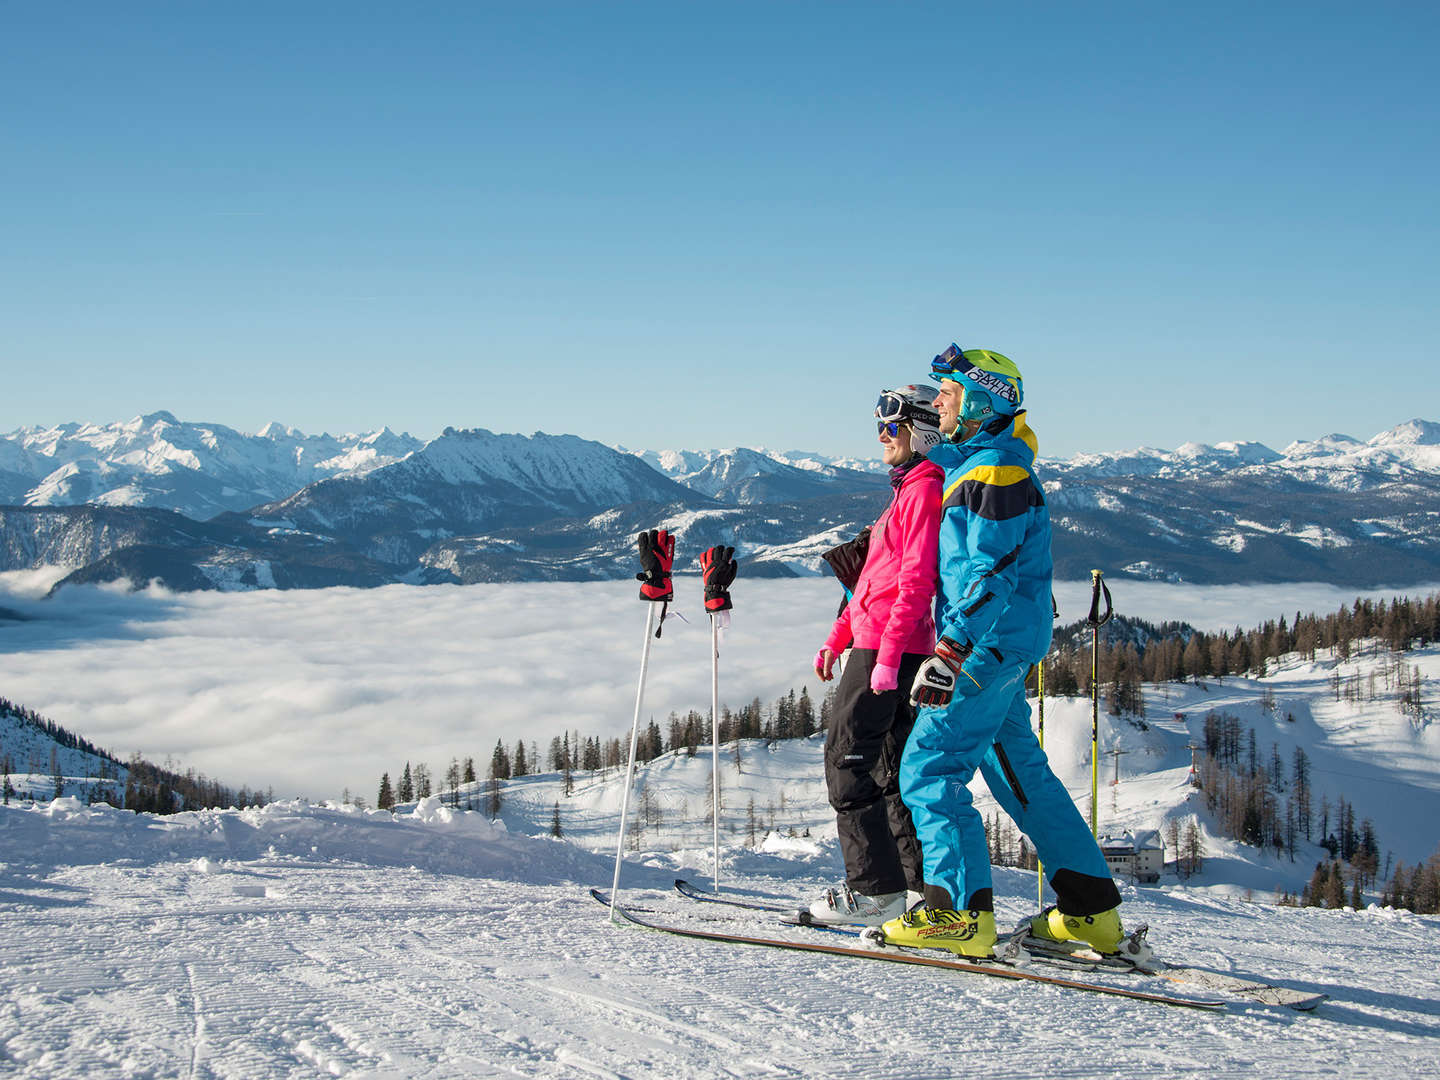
1087, 570, 1112, 627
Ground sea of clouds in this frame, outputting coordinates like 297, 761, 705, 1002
1, 570, 1434, 801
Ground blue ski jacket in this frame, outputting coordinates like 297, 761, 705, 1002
926, 411, 1053, 688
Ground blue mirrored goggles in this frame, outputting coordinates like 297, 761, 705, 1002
876, 420, 902, 438
930, 343, 966, 377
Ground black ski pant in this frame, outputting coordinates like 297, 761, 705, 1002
824, 648, 926, 896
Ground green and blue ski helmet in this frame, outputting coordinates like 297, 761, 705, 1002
929, 343, 1023, 422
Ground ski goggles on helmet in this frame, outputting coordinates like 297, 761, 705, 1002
929, 343, 1022, 409
875, 390, 914, 423
875, 390, 913, 438
929, 343, 966, 379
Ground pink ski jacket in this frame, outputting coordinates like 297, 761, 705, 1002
823, 458, 943, 669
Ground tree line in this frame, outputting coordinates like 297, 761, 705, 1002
1034, 591, 1440, 721
365, 589, 1438, 906
373, 685, 832, 813
1194, 710, 1383, 878
1, 697, 267, 814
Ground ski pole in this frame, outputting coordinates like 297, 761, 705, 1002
710, 614, 721, 892
610, 600, 659, 921
698, 544, 737, 894
1036, 657, 1045, 908
1087, 569, 1113, 837
612, 529, 676, 920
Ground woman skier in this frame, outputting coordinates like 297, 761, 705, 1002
807, 385, 944, 926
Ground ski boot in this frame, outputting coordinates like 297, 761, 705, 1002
875, 907, 997, 958
1029, 904, 1126, 954
805, 883, 909, 927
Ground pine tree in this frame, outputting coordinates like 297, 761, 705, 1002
796, 687, 816, 737
377, 772, 395, 811
550, 801, 563, 838
490, 740, 511, 781
398, 762, 414, 803
1324, 862, 1346, 909
512, 740, 528, 777
1181, 818, 1204, 877
485, 773, 502, 818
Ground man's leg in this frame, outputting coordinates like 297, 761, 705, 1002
899, 662, 1027, 912
977, 686, 1121, 917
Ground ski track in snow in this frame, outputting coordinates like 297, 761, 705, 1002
3, 801, 1440, 1078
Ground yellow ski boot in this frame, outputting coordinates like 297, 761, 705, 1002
1030, 905, 1125, 954
879, 907, 997, 958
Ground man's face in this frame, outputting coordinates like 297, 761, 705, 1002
933, 380, 965, 436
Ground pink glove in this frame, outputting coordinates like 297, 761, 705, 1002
870, 662, 900, 694
814, 648, 838, 681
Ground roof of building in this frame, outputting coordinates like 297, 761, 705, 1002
1099, 829, 1164, 854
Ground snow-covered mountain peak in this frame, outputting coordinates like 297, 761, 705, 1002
257, 421, 304, 440
1370, 419, 1440, 448
1, 415, 426, 520
107, 411, 183, 439
1212, 440, 1283, 465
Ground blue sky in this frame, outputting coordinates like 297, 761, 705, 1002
3, 2, 1436, 460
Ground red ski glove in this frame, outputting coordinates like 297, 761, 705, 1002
699, 545, 737, 612
909, 637, 974, 708
635, 529, 676, 602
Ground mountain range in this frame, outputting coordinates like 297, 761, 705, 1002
2, 414, 1439, 592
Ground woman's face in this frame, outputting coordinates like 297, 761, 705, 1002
878, 421, 913, 466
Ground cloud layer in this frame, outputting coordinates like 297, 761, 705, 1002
1, 573, 1432, 801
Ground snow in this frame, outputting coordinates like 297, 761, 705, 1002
2, 785, 1439, 1076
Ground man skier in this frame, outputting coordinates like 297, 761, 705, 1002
879, 344, 1125, 958
806, 386, 944, 926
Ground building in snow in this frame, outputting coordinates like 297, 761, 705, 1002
1099, 830, 1165, 883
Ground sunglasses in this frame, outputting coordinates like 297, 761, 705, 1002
876, 420, 903, 438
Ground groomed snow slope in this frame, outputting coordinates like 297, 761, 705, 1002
2, 790, 1439, 1078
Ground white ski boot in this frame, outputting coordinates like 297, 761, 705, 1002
804, 883, 910, 927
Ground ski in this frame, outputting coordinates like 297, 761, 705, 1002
669, 886, 1322, 1010
594, 889, 855, 937
673, 878, 797, 914
1005, 930, 1326, 1011
594, 890, 1227, 1011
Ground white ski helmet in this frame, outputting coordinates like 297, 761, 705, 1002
875, 385, 944, 455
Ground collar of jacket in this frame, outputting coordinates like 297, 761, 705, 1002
929, 410, 1040, 471
888, 453, 929, 490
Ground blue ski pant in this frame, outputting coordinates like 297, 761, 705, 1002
900, 659, 1117, 914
